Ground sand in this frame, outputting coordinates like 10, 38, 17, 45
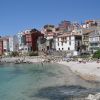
57, 61, 100, 82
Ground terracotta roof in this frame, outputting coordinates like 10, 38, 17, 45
58, 32, 71, 37
58, 32, 81, 37
82, 29, 94, 34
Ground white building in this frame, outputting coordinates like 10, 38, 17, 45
17, 32, 24, 50
9, 35, 18, 52
55, 32, 82, 56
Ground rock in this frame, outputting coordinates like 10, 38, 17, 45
85, 93, 100, 100
85, 94, 95, 100
94, 93, 100, 100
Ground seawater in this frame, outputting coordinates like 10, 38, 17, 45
0, 63, 100, 100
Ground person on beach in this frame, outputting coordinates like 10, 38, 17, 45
41, 62, 43, 66
78, 58, 82, 63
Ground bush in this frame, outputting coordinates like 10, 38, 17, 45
80, 52, 90, 58
93, 50, 100, 58
28, 51, 38, 56
10, 51, 19, 57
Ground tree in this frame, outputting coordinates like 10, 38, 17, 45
93, 49, 100, 58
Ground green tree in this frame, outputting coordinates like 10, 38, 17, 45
93, 49, 100, 58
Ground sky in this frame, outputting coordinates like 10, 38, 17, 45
0, 0, 100, 35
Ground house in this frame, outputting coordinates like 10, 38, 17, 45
9, 35, 18, 52
55, 32, 82, 56
82, 29, 94, 51
89, 30, 100, 52
2, 37, 9, 55
42, 25, 56, 51
58, 20, 72, 32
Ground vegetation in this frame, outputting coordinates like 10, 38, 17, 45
93, 49, 100, 58
28, 51, 38, 56
10, 51, 19, 57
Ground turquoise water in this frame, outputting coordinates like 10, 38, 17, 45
0, 63, 100, 100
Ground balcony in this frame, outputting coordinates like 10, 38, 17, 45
83, 38, 89, 41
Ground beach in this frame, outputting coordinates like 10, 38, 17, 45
58, 61, 100, 82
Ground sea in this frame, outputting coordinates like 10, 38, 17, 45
0, 63, 100, 100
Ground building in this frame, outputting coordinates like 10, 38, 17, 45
58, 20, 71, 32
2, 37, 9, 54
37, 36, 47, 51
89, 30, 100, 52
0, 39, 3, 55
82, 20, 97, 29
9, 35, 18, 52
41, 25, 56, 51
18, 29, 43, 53
55, 32, 82, 56
82, 29, 94, 51
25, 29, 43, 51
17, 32, 24, 51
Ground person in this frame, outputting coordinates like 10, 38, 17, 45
97, 57, 100, 63
41, 62, 43, 66
78, 58, 82, 63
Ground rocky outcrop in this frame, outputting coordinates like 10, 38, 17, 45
85, 93, 100, 100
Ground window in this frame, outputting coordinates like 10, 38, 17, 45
69, 36, 71, 40
68, 47, 70, 50
78, 41, 80, 46
69, 41, 71, 45
65, 41, 67, 43
61, 42, 63, 46
69, 36, 71, 45
58, 38, 59, 41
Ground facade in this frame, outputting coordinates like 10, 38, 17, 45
58, 20, 71, 32
17, 32, 24, 50
55, 32, 82, 55
9, 35, 18, 52
42, 25, 56, 51
37, 36, 47, 51
82, 20, 97, 29
2, 37, 9, 53
82, 29, 94, 51
89, 30, 100, 52
30, 29, 43, 51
